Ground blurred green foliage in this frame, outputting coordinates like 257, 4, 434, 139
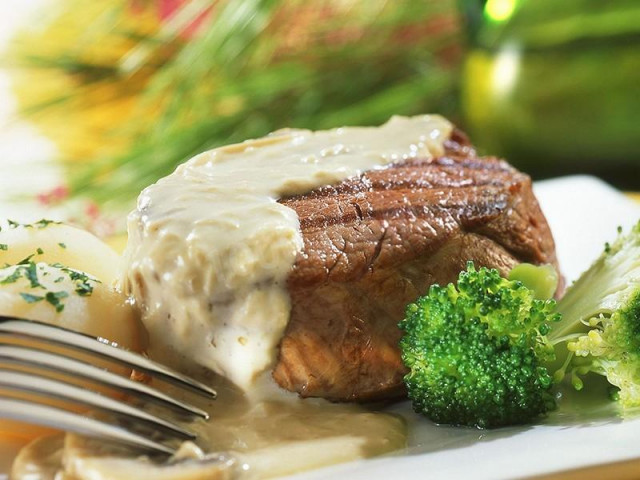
461, 0, 640, 187
8, 0, 463, 207
10, 0, 638, 201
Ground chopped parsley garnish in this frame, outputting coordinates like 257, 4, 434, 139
45, 291, 69, 312
19, 293, 44, 304
58, 243, 66, 249
0, 244, 7, 251
1, 261, 44, 289
1, 269, 23, 285
0, 258, 99, 313
25, 262, 43, 288
36, 247, 44, 255
34, 219, 61, 229
62, 267, 98, 296
6, 219, 61, 229
17, 254, 35, 265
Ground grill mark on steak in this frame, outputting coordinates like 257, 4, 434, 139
291, 157, 514, 206
273, 129, 561, 401
293, 187, 511, 238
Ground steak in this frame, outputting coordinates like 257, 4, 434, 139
273, 130, 561, 401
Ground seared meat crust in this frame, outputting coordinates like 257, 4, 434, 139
273, 131, 560, 401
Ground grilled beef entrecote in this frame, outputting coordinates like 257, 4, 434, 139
273, 130, 561, 401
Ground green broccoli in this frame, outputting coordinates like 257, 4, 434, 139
399, 262, 560, 428
553, 222, 640, 407
400, 221, 640, 429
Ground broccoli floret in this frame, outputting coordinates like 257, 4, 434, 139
399, 263, 560, 428
553, 221, 640, 407
400, 222, 640, 429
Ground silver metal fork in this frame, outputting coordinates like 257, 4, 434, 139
0, 315, 216, 456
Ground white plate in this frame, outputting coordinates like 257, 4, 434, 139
282, 175, 640, 480
3, 175, 640, 479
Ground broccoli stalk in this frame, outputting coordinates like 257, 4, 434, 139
399, 221, 640, 428
553, 223, 640, 406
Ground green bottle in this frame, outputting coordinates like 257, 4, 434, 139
460, 0, 640, 185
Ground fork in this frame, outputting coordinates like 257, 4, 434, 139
0, 315, 216, 456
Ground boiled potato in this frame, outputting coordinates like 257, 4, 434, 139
0, 220, 122, 285
0, 262, 141, 350
0, 219, 142, 348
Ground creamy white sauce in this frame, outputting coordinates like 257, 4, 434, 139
123, 114, 452, 389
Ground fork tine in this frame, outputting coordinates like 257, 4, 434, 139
0, 397, 176, 455
0, 316, 216, 399
0, 344, 209, 419
0, 369, 195, 440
